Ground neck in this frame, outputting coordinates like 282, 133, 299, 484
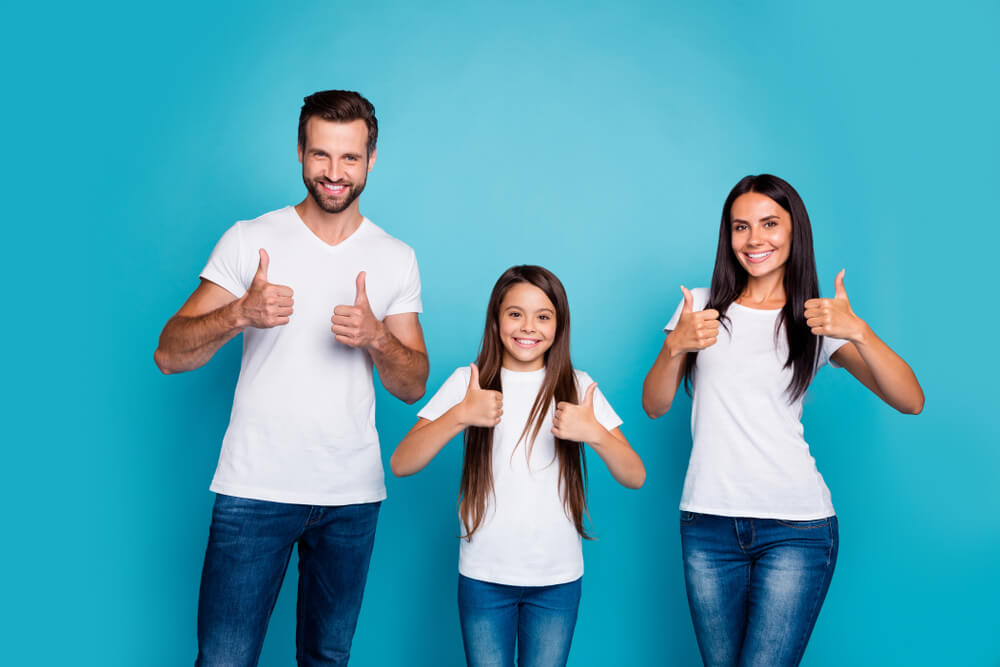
294, 196, 364, 246
740, 270, 786, 306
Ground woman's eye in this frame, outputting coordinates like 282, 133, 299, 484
733, 224, 747, 232
764, 221, 777, 228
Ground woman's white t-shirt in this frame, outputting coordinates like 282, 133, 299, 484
418, 366, 622, 586
665, 288, 847, 520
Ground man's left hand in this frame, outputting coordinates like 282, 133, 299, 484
332, 271, 384, 349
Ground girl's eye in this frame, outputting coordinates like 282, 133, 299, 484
508, 312, 520, 318
538, 314, 550, 321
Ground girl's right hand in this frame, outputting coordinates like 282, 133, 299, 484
666, 286, 720, 357
458, 363, 503, 427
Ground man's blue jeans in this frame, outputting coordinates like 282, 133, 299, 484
457, 574, 582, 667
195, 494, 381, 667
680, 512, 838, 667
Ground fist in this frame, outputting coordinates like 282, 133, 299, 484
804, 269, 865, 342
666, 286, 720, 356
460, 364, 503, 428
551, 383, 600, 443
332, 271, 383, 348
240, 249, 294, 328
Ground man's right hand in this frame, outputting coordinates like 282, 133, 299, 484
238, 249, 294, 328
666, 286, 720, 357
458, 363, 503, 427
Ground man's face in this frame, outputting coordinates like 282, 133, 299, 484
298, 117, 376, 214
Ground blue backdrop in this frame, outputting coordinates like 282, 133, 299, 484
5, 1, 997, 665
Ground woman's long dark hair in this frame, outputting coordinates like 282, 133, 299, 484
459, 265, 591, 540
682, 174, 820, 402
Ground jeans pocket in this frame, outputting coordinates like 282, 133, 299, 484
680, 510, 698, 525
775, 517, 830, 529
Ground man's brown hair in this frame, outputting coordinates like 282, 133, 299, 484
298, 90, 378, 156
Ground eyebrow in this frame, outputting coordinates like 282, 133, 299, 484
732, 215, 780, 224
504, 306, 555, 314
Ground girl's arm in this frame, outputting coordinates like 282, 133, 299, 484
805, 270, 924, 415
553, 384, 646, 489
642, 287, 720, 418
389, 364, 503, 477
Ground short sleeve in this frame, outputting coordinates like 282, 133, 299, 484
417, 366, 471, 422
819, 336, 849, 369
576, 371, 623, 431
385, 248, 423, 316
200, 222, 249, 298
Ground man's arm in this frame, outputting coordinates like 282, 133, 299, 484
155, 249, 293, 374
331, 271, 428, 404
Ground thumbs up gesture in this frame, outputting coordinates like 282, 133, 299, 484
551, 383, 601, 443
665, 286, 721, 357
804, 269, 865, 341
239, 249, 294, 328
332, 271, 383, 348
458, 364, 503, 427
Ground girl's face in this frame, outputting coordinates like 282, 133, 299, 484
497, 282, 558, 372
730, 192, 793, 282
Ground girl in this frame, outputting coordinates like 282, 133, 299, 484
642, 175, 923, 667
392, 265, 645, 667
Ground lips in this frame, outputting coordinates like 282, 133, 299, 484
320, 182, 349, 195
513, 337, 540, 348
744, 250, 774, 264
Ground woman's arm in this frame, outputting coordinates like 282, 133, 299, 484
642, 287, 720, 418
389, 364, 503, 477
552, 384, 646, 489
806, 270, 924, 415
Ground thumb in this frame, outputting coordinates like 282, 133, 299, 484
680, 285, 693, 314
255, 248, 269, 282
582, 382, 597, 407
468, 363, 480, 391
834, 269, 847, 300
354, 271, 369, 306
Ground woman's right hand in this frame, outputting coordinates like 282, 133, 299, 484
665, 286, 720, 357
458, 364, 503, 427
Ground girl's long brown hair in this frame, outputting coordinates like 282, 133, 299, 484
459, 265, 591, 541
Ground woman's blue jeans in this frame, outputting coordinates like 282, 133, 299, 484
680, 512, 838, 667
195, 494, 381, 667
458, 574, 582, 667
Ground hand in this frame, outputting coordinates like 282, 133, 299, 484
239, 249, 294, 328
332, 271, 383, 348
665, 286, 720, 357
551, 383, 602, 443
804, 269, 867, 342
458, 364, 503, 427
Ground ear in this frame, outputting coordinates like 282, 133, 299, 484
367, 147, 377, 173
297, 142, 304, 165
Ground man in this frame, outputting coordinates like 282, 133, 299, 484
155, 90, 428, 666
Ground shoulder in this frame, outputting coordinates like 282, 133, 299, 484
228, 206, 295, 238
572, 368, 596, 389
359, 218, 417, 259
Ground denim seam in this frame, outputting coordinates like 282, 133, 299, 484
788, 520, 836, 665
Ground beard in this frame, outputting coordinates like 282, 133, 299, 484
305, 175, 367, 214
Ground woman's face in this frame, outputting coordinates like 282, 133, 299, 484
730, 192, 793, 281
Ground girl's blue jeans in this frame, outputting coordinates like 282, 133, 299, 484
458, 574, 582, 667
680, 511, 838, 667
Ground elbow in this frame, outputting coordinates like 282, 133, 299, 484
628, 467, 647, 490
642, 398, 670, 420
388, 454, 412, 478
901, 396, 925, 416
399, 385, 426, 405
154, 348, 177, 375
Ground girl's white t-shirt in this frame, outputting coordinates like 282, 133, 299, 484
418, 366, 622, 586
665, 288, 847, 520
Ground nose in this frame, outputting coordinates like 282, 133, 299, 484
520, 318, 536, 333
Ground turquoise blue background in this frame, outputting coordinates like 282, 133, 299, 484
4, 1, 997, 664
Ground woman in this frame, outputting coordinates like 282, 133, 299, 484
642, 174, 923, 666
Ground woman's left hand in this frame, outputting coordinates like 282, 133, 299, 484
552, 383, 602, 443
804, 269, 868, 342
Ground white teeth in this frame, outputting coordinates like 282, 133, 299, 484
515, 338, 538, 345
748, 251, 773, 259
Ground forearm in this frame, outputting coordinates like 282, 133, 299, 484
155, 300, 245, 374
369, 325, 429, 404
852, 323, 924, 414
586, 429, 646, 489
390, 410, 467, 477
642, 335, 685, 418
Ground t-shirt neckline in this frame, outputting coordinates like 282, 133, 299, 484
287, 206, 370, 251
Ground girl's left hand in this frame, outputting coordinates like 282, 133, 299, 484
803, 269, 868, 342
552, 383, 601, 443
